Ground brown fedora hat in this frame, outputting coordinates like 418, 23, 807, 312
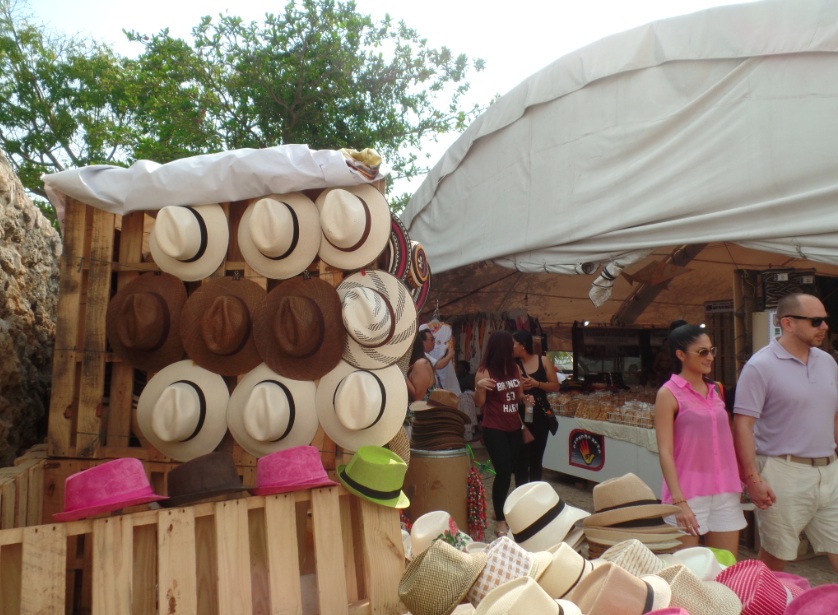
163, 451, 247, 508
106, 272, 187, 373
181, 277, 266, 376
253, 276, 344, 381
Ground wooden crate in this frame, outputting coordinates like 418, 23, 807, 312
0, 484, 405, 614
0, 446, 48, 530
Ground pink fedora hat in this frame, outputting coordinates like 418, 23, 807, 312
785, 584, 838, 615
250, 446, 338, 496
716, 559, 789, 614
54, 458, 167, 522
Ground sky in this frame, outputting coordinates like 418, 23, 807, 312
22, 0, 757, 194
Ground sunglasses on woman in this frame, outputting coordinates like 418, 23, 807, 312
687, 347, 717, 358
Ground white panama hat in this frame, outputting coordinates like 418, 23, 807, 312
149, 204, 229, 281
316, 184, 391, 270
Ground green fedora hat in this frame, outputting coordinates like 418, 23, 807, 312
337, 445, 410, 509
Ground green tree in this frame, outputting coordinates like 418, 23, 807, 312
0, 0, 485, 224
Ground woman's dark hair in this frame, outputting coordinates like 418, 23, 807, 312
669, 324, 708, 374
480, 330, 518, 379
409, 333, 426, 365
511, 330, 534, 355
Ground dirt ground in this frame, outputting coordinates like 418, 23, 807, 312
470, 441, 837, 587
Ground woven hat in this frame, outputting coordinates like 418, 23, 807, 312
407, 240, 430, 289
136, 360, 230, 462
163, 451, 246, 508
410, 390, 471, 423
657, 563, 743, 615
475, 576, 582, 615
658, 546, 726, 581
106, 272, 187, 373
315, 360, 408, 451
785, 584, 838, 615
149, 204, 229, 281
399, 540, 487, 615
647, 610, 691, 615
180, 276, 265, 376
566, 561, 671, 615
250, 445, 338, 496
337, 445, 410, 508
716, 559, 797, 613
54, 458, 167, 521
316, 184, 391, 270
410, 510, 473, 557
226, 363, 318, 457
253, 276, 344, 381
537, 541, 597, 600
584, 473, 681, 528
504, 481, 590, 551
377, 212, 412, 281
386, 426, 411, 465
238, 193, 321, 279
597, 539, 667, 577
466, 536, 551, 606
336, 269, 417, 369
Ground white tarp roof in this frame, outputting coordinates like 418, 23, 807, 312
402, 0, 838, 304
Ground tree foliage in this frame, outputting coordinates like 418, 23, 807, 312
0, 0, 485, 224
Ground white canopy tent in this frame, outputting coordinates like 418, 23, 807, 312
402, 0, 838, 323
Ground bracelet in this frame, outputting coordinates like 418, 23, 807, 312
671, 498, 686, 505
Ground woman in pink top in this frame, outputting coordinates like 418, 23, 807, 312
654, 323, 746, 555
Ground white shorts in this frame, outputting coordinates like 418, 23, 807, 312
664, 492, 746, 535
755, 455, 838, 561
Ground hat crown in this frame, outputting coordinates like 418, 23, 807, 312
334, 371, 384, 431
475, 576, 560, 615
116, 292, 168, 351
200, 295, 251, 355
154, 206, 203, 261
504, 481, 560, 526
427, 389, 460, 409
592, 472, 657, 512
538, 542, 588, 599
272, 295, 324, 358
249, 198, 296, 258
342, 445, 406, 492
567, 561, 656, 614
242, 381, 291, 442
341, 286, 394, 348
151, 382, 202, 442
166, 452, 243, 504
255, 445, 334, 491
320, 190, 369, 249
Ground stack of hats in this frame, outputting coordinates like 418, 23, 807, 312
582, 473, 685, 558
409, 390, 471, 451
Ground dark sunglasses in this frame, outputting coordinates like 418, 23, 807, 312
687, 347, 717, 358
784, 315, 828, 327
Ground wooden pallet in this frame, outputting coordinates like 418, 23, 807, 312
0, 446, 48, 530
0, 484, 405, 614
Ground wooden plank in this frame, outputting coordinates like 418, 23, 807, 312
158, 507, 198, 614
340, 492, 363, 603
25, 459, 45, 526
195, 513, 219, 615
264, 495, 302, 615
92, 516, 133, 615
312, 487, 349, 615
0, 542, 23, 615
20, 524, 67, 614
132, 523, 157, 614
0, 474, 15, 530
247, 507, 271, 615
214, 498, 253, 614
76, 207, 117, 458
48, 200, 88, 457
355, 498, 404, 615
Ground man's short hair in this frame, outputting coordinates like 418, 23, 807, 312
776, 293, 805, 318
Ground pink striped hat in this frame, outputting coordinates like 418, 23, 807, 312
716, 559, 796, 614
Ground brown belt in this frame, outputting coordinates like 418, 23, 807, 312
779, 454, 837, 467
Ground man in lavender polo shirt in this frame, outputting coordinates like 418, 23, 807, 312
734, 293, 838, 572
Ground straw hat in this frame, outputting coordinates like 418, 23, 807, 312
162, 451, 247, 508
584, 528, 684, 550
584, 473, 681, 528
149, 204, 229, 281
399, 540, 487, 615
180, 276, 265, 376
253, 276, 344, 381
656, 563, 743, 615
54, 458, 167, 522
315, 360, 408, 452
716, 559, 799, 613
226, 363, 319, 457
337, 445, 410, 508
467, 536, 552, 606
566, 561, 671, 615
316, 184, 391, 270
136, 360, 230, 462
250, 445, 338, 495
536, 542, 597, 600
785, 584, 838, 615
407, 240, 430, 289
410, 510, 473, 557
386, 426, 411, 466
475, 577, 582, 615
336, 269, 417, 369
504, 481, 590, 551
410, 390, 471, 423
238, 193, 321, 279
658, 546, 726, 581
377, 212, 412, 281
106, 272, 187, 373
596, 539, 666, 577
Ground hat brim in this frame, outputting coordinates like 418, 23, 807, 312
337, 270, 417, 370
238, 193, 322, 280
584, 503, 682, 528
106, 272, 187, 373
149, 204, 229, 282
54, 492, 168, 522
315, 360, 408, 452
253, 276, 345, 381
584, 527, 685, 544
136, 360, 231, 462
180, 277, 265, 376
336, 463, 409, 508
411, 272, 431, 313
377, 213, 412, 281
250, 478, 338, 496
316, 184, 391, 270
161, 485, 248, 509
516, 504, 591, 552
227, 363, 319, 457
